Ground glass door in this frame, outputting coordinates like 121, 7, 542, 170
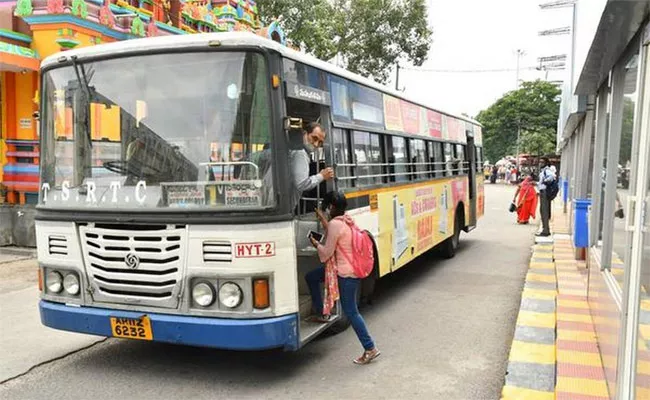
633, 26, 650, 399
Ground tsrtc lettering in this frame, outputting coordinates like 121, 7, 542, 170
61, 181, 70, 201
41, 183, 50, 202
85, 181, 97, 203
110, 181, 121, 203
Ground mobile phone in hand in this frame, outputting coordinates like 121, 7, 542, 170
308, 231, 324, 243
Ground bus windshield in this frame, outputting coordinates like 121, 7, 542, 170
39, 51, 274, 211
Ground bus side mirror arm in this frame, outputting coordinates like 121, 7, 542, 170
283, 117, 303, 131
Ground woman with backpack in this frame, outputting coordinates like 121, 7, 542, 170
306, 190, 380, 365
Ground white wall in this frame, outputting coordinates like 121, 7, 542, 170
557, 0, 609, 145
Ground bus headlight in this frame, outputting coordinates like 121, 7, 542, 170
46, 270, 63, 294
218, 282, 243, 308
192, 282, 215, 307
63, 273, 80, 296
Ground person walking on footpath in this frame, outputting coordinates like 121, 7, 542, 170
513, 174, 537, 224
305, 191, 380, 365
537, 157, 556, 237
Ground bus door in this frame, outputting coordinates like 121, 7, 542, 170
285, 85, 344, 344
465, 130, 477, 230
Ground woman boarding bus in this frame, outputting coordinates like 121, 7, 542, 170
36, 32, 483, 351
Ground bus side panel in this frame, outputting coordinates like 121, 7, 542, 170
371, 178, 461, 274
477, 178, 485, 218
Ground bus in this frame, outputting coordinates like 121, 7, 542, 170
36, 32, 484, 351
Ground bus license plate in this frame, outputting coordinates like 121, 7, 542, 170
110, 316, 153, 341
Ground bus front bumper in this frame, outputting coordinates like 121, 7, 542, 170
39, 300, 299, 351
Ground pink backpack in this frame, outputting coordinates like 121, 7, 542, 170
335, 217, 375, 279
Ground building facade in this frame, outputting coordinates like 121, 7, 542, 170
557, 0, 650, 398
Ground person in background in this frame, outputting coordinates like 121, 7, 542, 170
306, 191, 380, 365
491, 165, 498, 184
537, 157, 556, 237
505, 166, 511, 184
510, 166, 519, 185
289, 122, 334, 212
513, 174, 537, 224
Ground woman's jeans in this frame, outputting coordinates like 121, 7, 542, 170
305, 266, 375, 351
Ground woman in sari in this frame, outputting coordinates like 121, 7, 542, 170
513, 175, 538, 224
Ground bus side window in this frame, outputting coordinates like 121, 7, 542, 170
410, 139, 427, 181
369, 133, 383, 185
456, 144, 465, 175
433, 142, 444, 178
444, 143, 453, 177
389, 136, 409, 183
353, 130, 371, 187
427, 141, 435, 178
333, 128, 353, 188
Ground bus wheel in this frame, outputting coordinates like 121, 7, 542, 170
360, 239, 380, 306
441, 210, 462, 259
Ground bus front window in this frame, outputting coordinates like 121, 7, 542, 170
39, 51, 274, 210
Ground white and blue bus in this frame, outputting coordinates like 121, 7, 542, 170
37, 32, 484, 350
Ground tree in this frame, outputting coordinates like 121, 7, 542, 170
14, 0, 33, 16
258, 0, 432, 83
476, 80, 560, 163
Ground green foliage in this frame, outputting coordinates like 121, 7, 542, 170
14, 0, 33, 17
258, 0, 432, 83
476, 80, 561, 163
619, 97, 635, 167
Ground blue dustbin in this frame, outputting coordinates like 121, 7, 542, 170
574, 199, 592, 248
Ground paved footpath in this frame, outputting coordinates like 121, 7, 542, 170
501, 203, 612, 399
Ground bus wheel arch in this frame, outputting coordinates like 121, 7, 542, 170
360, 231, 380, 305
440, 203, 464, 259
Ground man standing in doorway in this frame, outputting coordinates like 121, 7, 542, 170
290, 122, 335, 212
537, 157, 556, 237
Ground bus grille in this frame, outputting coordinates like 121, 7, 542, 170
79, 225, 185, 308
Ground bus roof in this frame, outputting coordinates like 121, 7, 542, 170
41, 32, 481, 127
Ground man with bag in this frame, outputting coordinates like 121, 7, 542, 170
537, 157, 557, 237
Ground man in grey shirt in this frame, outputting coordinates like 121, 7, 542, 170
290, 122, 334, 211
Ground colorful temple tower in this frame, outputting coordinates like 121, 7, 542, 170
0, 0, 283, 207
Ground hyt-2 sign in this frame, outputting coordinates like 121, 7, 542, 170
234, 242, 275, 258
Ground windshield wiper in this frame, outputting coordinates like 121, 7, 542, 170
70, 55, 93, 148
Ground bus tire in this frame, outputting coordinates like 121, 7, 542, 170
328, 313, 351, 334
440, 207, 463, 259
360, 235, 380, 306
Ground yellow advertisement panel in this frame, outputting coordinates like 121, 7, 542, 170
376, 178, 468, 273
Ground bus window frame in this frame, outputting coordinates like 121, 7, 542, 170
37, 46, 294, 225
333, 128, 354, 189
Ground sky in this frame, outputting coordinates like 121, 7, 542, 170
391, 0, 573, 118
